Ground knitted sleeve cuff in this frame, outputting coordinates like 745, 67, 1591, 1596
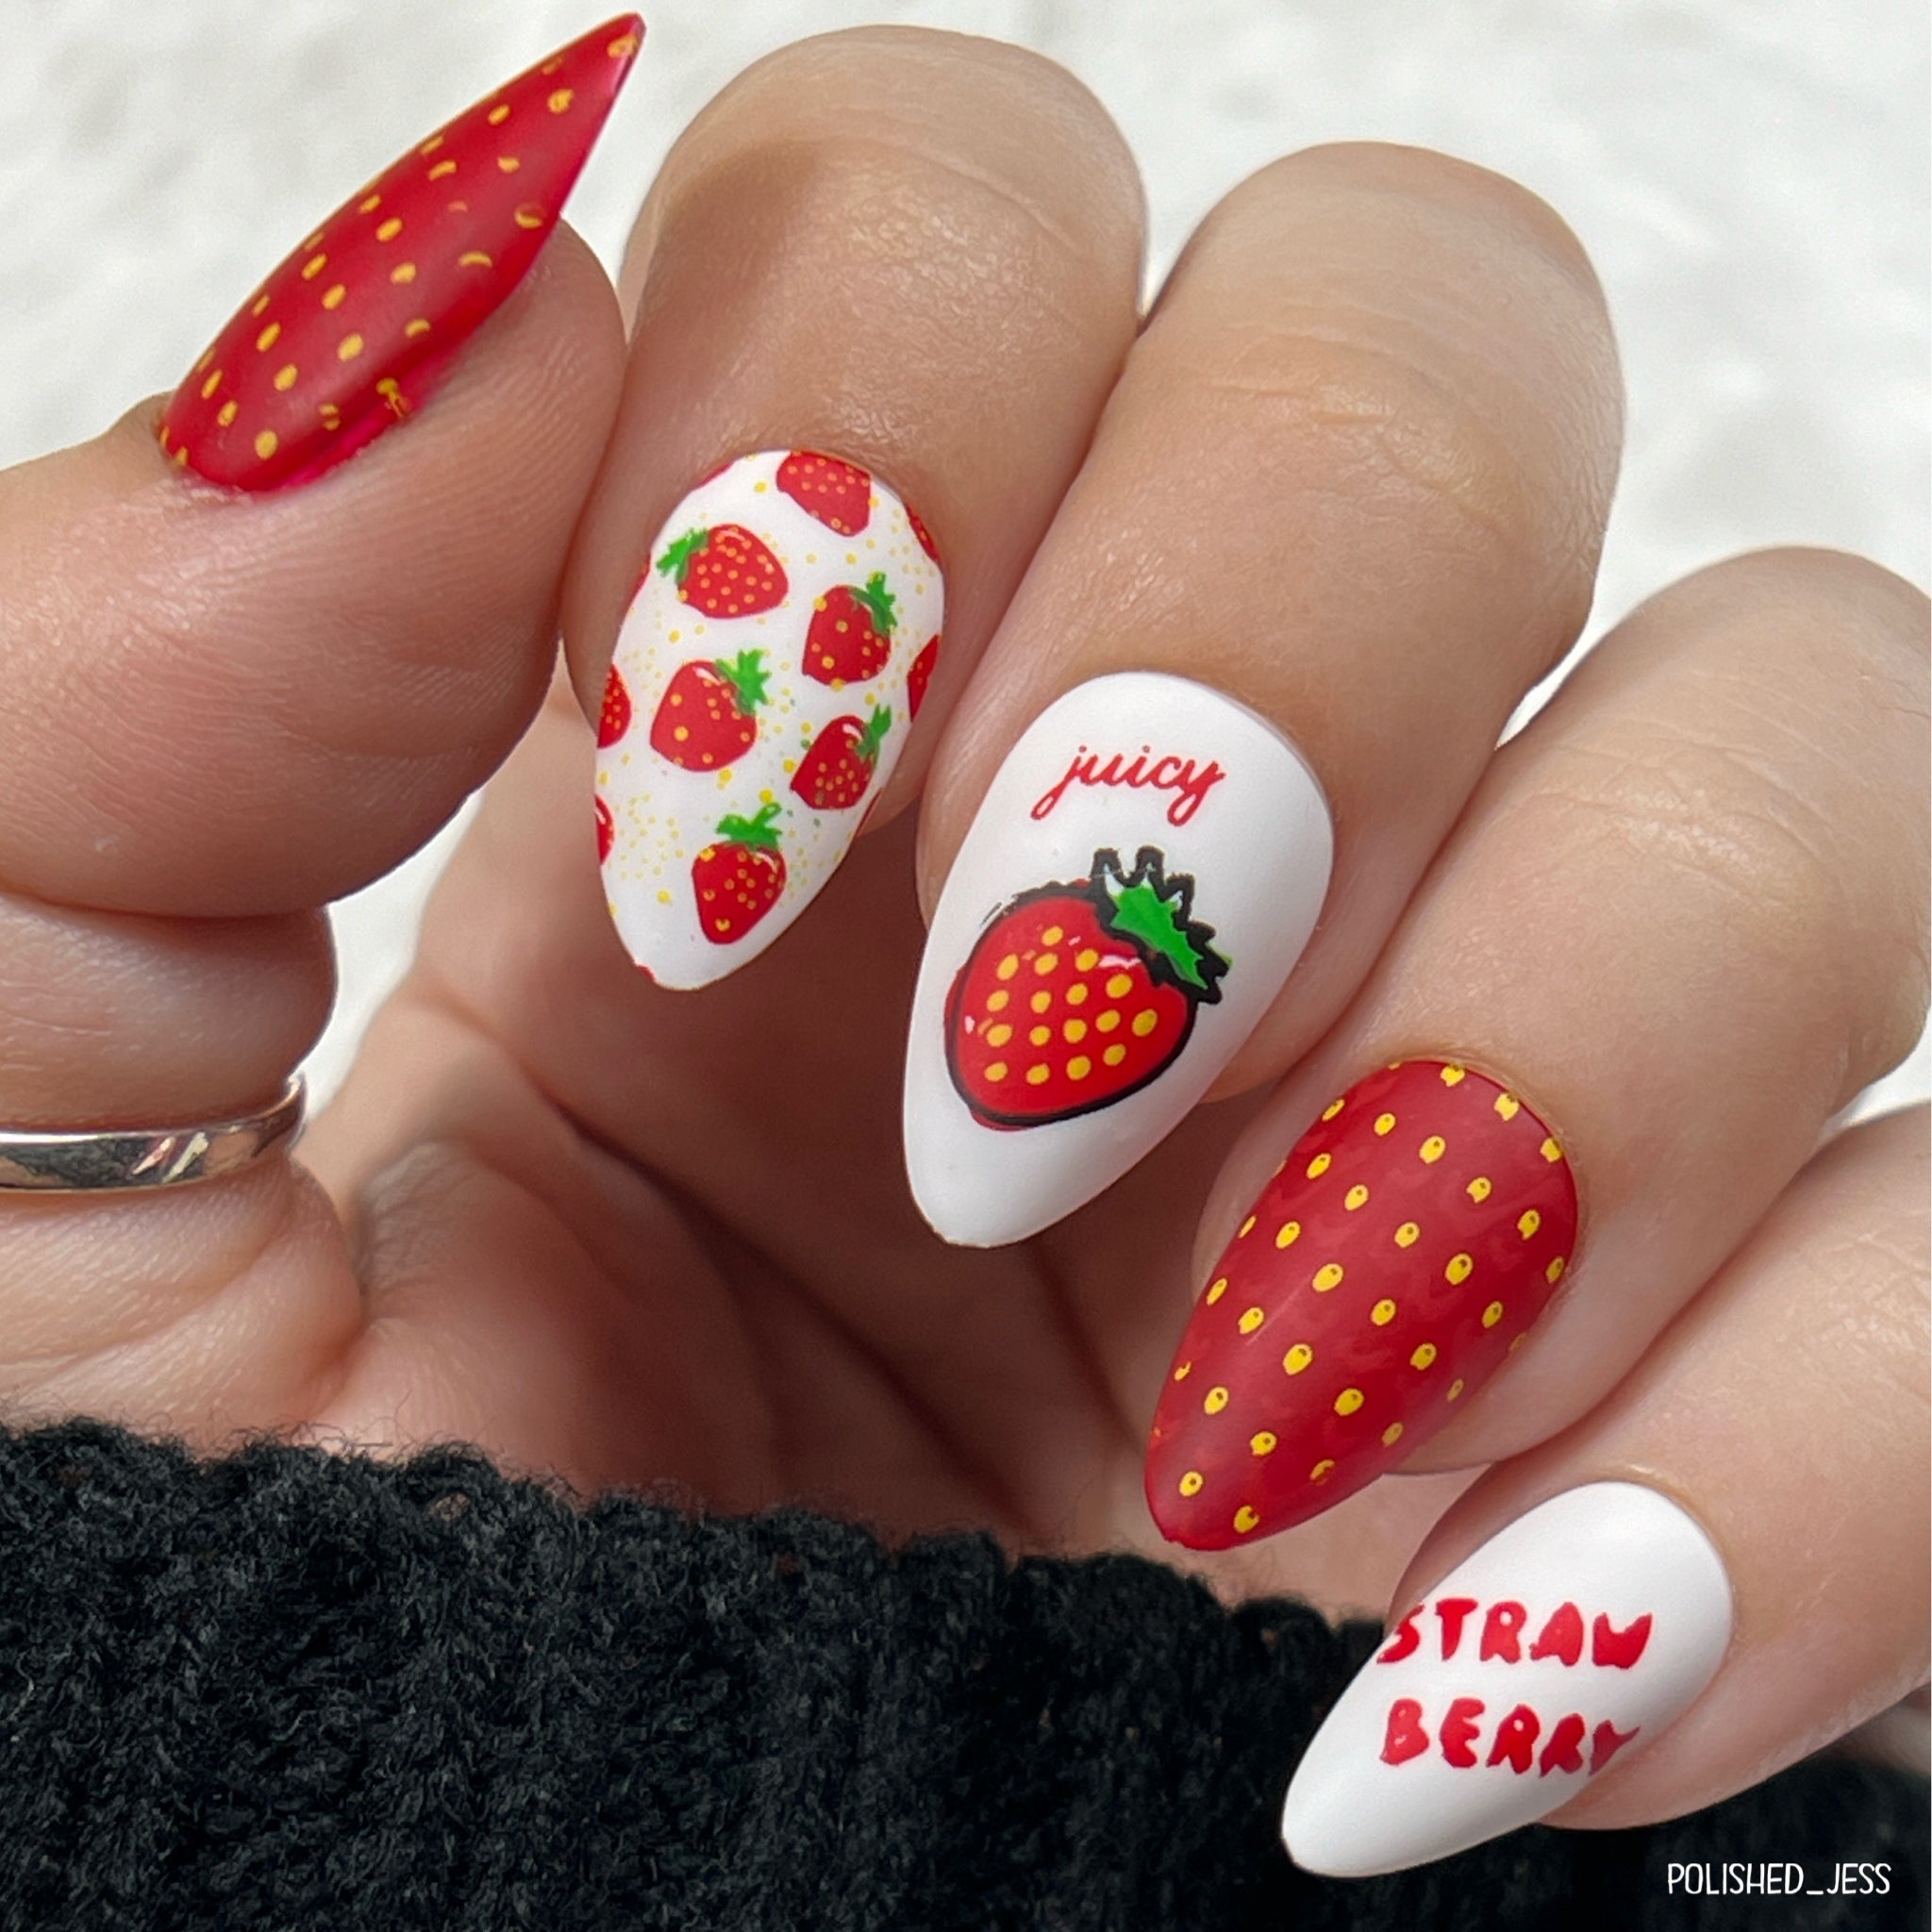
0, 1421, 1923, 1929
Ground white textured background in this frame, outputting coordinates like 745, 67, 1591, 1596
1, 0, 1925, 1114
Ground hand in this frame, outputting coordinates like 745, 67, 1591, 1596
1, 19, 1923, 1877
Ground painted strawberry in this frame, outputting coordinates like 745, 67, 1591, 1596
598, 664, 633, 747
776, 451, 871, 534
792, 708, 891, 811
657, 525, 788, 618
691, 803, 786, 944
804, 574, 896, 687
908, 504, 941, 565
945, 847, 1227, 1128
594, 793, 615, 862
907, 635, 940, 719
648, 650, 769, 771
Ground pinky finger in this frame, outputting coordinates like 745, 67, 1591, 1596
1283, 1106, 1927, 1877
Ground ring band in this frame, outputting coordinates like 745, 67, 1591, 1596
0, 1075, 307, 1193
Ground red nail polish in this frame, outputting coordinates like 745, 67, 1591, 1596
157, 15, 642, 491
1145, 1059, 1579, 1549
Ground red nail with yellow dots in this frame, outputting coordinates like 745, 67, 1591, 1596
1145, 1059, 1579, 1550
156, 15, 642, 491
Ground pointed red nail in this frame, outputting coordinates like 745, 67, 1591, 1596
1146, 1059, 1580, 1549
158, 15, 642, 491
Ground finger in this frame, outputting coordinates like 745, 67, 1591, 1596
1281, 1106, 1926, 1875
903, 142, 1624, 1245
1144, 549, 1928, 1546
563, 28, 1145, 987
0, 22, 634, 1433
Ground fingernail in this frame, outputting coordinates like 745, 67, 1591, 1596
903, 672, 1332, 1246
157, 15, 642, 491
1146, 1059, 1578, 1547
1282, 1483, 1732, 1875
598, 451, 944, 988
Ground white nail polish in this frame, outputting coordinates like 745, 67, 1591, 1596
597, 450, 944, 990
904, 671, 1332, 1246
1282, 1483, 1734, 1878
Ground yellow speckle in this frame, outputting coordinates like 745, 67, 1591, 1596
1238, 1215, 1257, 1238
1306, 1151, 1332, 1179
300, 252, 326, 280
1205, 1277, 1228, 1305
984, 1024, 1012, 1048
1034, 952, 1058, 976
1546, 1256, 1566, 1285
374, 217, 401, 242
1518, 1209, 1541, 1239
1028, 1024, 1050, 1047
1029, 991, 1051, 1014
172, 444, 188, 465
984, 1061, 1008, 1082
1204, 1386, 1229, 1415
1172, 1360, 1191, 1382
1309, 1458, 1336, 1484
995, 954, 1019, 981
1447, 1377, 1466, 1401
420, 135, 443, 155
1395, 1221, 1420, 1248
1024, 1064, 1050, 1086
391, 262, 417, 284
1178, 1470, 1204, 1497
514, 204, 545, 229
1374, 1112, 1396, 1136
1371, 1299, 1396, 1326
1041, 925, 1064, 945
253, 429, 277, 460
548, 87, 575, 112
608, 29, 640, 56
1334, 1387, 1364, 1416
1274, 1220, 1301, 1250
1094, 1008, 1120, 1032
1238, 1306, 1264, 1335
1313, 1262, 1344, 1292
1467, 1175, 1492, 1202
323, 284, 347, 310
255, 322, 280, 352
1441, 1064, 1467, 1086
1494, 1092, 1521, 1121
216, 400, 237, 426
986, 991, 1009, 1013
497, 156, 521, 174
487, 103, 510, 125
1541, 1137, 1564, 1163
198, 368, 223, 399
1106, 973, 1133, 999
1066, 983, 1089, 1007
1381, 1422, 1405, 1447
1482, 1301, 1504, 1328
1074, 947, 1099, 971
1283, 1343, 1313, 1375
405, 318, 431, 338
1249, 1432, 1276, 1457
1103, 1044, 1126, 1066
1420, 1135, 1446, 1164
358, 193, 381, 213
657, 890, 671, 905
459, 251, 493, 268
1063, 1019, 1088, 1044
1132, 1008, 1158, 1038
319, 403, 341, 428
273, 363, 297, 391
338, 333, 364, 361
1344, 1184, 1370, 1210
1067, 1056, 1092, 1080
428, 159, 458, 181
1445, 1253, 1474, 1286
249, 294, 270, 317
1233, 1505, 1260, 1534
1322, 1097, 1345, 1121
1410, 1342, 1437, 1371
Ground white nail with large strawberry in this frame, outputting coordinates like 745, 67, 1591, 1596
904, 671, 1332, 1246
1282, 1484, 1734, 1878
597, 449, 944, 989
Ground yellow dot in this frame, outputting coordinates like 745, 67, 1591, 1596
1239, 1215, 1257, 1238
1028, 1025, 1050, 1047
1518, 1209, 1541, 1239
1467, 1175, 1492, 1202
255, 322, 280, 352
1306, 1151, 1332, 1179
1204, 1386, 1229, 1415
1106, 974, 1133, 999
428, 159, 457, 179
1482, 1301, 1504, 1328
1041, 926, 1064, 945
1441, 1065, 1467, 1086
198, 368, 222, 399
172, 446, 187, 465
497, 156, 521, 174
984, 1024, 1012, 1048
1541, 1137, 1564, 1163
1238, 1307, 1264, 1335
458, 251, 493, 269
1322, 1097, 1345, 1121
1494, 1092, 1522, 1121
1309, 1458, 1336, 1484
1394, 1221, 1420, 1248
1283, 1343, 1313, 1375
273, 363, 297, 391
1409, 1342, 1438, 1371
1034, 952, 1059, 976
1233, 1505, 1260, 1535
420, 135, 443, 155
1344, 1184, 1370, 1210
1074, 948, 1099, 971
358, 192, 381, 213
338, 334, 364, 361
1029, 991, 1052, 1014
216, 400, 237, 426
1371, 1299, 1396, 1326
1381, 1422, 1406, 1447
253, 429, 277, 460
1249, 1432, 1276, 1457
608, 29, 640, 56
487, 103, 510, 125
1025, 1064, 1050, 1086
1103, 1044, 1125, 1066
248, 294, 270, 317
1094, 1009, 1121, 1033
1420, 1135, 1445, 1163
1132, 1009, 1159, 1037
391, 262, 417, 284
1274, 1221, 1301, 1249
985, 1061, 1008, 1082
1313, 1262, 1344, 1292
1066, 1056, 1092, 1080
1445, 1253, 1474, 1286
405, 319, 431, 338
375, 217, 403, 242
1546, 1256, 1566, 1284
1334, 1387, 1363, 1416
1447, 1377, 1466, 1401
300, 252, 325, 279
1205, 1277, 1228, 1305
323, 284, 347, 309
1178, 1470, 1204, 1497
1374, 1112, 1396, 1136
986, 991, 1009, 1013
1066, 983, 1089, 1007
548, 86, 575, 112
995, 955, 1019, 980
1063, 1019, 1088, 1043
319, 403, 341, 428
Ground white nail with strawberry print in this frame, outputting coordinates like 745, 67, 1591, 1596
1282, 1484, 1734, 1878
597, 449, 943, 990
904, 671, 1332, 1247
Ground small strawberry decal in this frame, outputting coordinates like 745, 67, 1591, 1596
805, 574, 896, 687
945, 846, 1227, 1128
657, 525, 788, 618
906, 636, 940, 719
776, 451, 872, 534
598, 664, 633, 747
792, 708, 891, 811
649, 650, 769, 771
691, 802, 786, 944
594, 793, 615, 862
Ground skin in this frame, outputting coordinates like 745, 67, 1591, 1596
0, 26, 1924, 1840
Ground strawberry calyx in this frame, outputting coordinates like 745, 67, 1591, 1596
657, 527, 710, 587
715, 649, 771, 714
1091, 847, 1229, 1001
854, 706, 892, 767
851, 572, 898, 636
714, 801, 783, 852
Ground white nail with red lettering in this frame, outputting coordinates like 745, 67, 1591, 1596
1283, 1483, 1734, 1878
905, 671, 1332, 1246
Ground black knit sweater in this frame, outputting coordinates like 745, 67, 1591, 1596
0, 1422, 1921, 1929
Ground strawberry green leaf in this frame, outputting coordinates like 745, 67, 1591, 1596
716, 649, 770, 714
715, 801, 783, 851
1091, 847, 1229, 1001
856, 707, 892, 766
853, 572, 898, 636
657, 527, 709, 586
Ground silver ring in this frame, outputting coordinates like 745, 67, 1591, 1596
0, 1075, 307, 1193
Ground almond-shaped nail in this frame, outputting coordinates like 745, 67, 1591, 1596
904, 672, 1333, 1247
1282, 1483, 1732, 1875
1147, 1059, 1578, 1548
598, 451, 944, 988
157, 15, 642, 491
